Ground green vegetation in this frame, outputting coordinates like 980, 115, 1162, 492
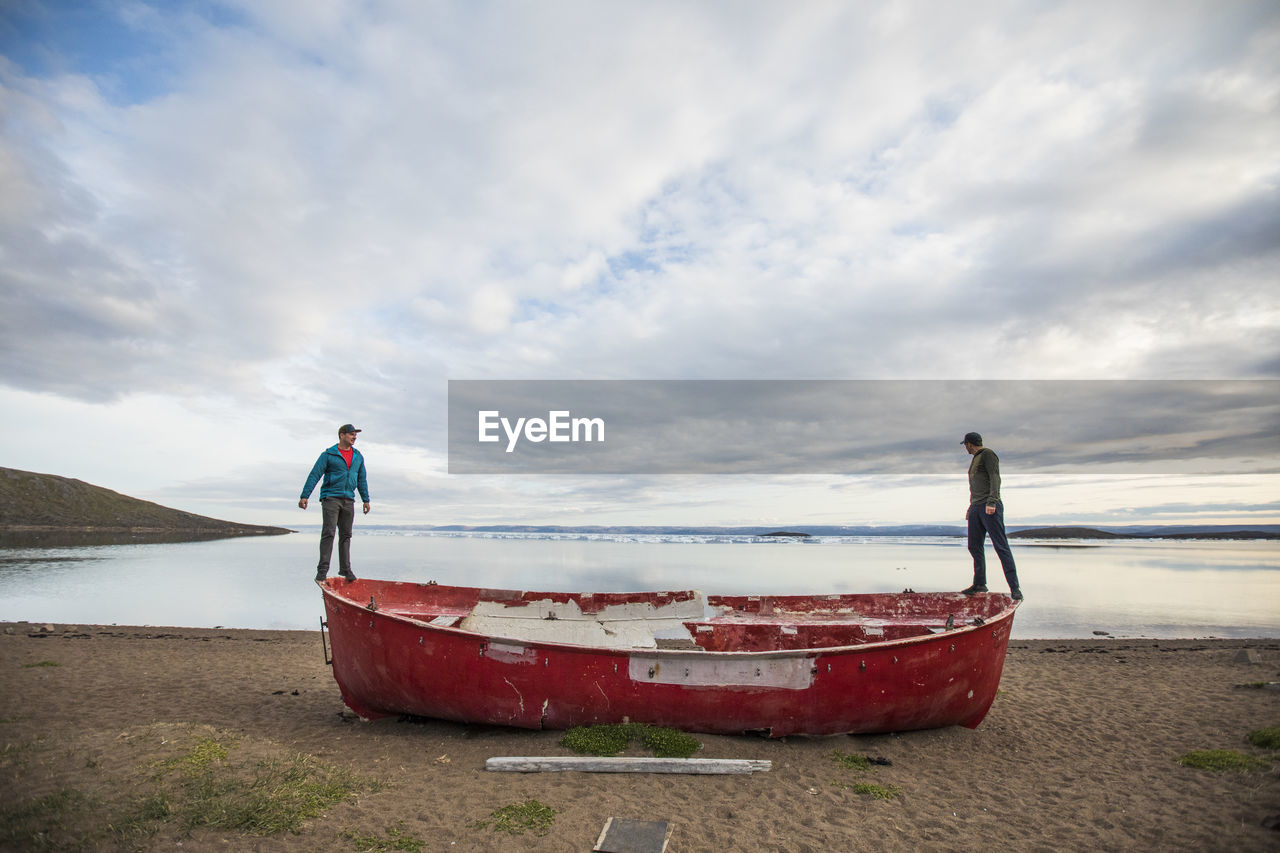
154, 735, 230, 773
838, 781, 901, 800
473, 800, 556, 836
1246, 727, 1280, 750
0, 788, 91, 852
3, 727, 376, 850
560, 722, 701, 758
561, 723, 631, 755
342, 820, 426, 852
172, 754, 370, 834
829, 749, 872, 771
121, 734, 378, 839
111, 794, 174, 845
22, 660, 60, 668
828, 748, 901, 800
1176, 749, 1269, 772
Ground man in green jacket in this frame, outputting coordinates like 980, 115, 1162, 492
300, 424, 371, 582
961, 432, 1022, 600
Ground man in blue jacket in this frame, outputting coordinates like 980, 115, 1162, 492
299, 424, 371, 582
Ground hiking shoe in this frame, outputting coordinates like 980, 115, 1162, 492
315, 570, 328, 582
961, 584, 988, 595
1010, 588, 1024, 601
338, 568, 357, 582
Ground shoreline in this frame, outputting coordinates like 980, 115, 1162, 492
8, 621, 1278, 643
12, 619, 1280, 643
2, 623, 1278, 851
11, 526, 1278, 547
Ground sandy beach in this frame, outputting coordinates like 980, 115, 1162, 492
1, 623, 1276, 851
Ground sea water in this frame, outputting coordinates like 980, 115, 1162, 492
0, 531, 1277, 639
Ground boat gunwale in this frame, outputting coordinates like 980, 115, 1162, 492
319, 581, 1019, 660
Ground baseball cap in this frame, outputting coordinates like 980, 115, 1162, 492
339, 424, 362, 434
962, 432, 982, 445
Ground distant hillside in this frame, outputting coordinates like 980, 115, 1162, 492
1010, 526, 1280, 540
0, 467, 291, 540
1009, 527, 1123, 539
374, 523, 1280, 540
420, 523, 968, 536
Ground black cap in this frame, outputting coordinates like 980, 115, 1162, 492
339, 424, 362, 434
962, 432, 982, 446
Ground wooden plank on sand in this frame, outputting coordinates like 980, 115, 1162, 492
593, 817, 672, 853
485, 756, 771, 774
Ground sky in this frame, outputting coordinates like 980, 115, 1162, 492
1, 0, 1277, 529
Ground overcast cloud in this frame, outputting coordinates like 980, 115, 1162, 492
1, 1, 1277, 526
447, 380, 1279, 474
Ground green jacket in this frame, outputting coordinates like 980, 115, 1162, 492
968, 447, 1001, 507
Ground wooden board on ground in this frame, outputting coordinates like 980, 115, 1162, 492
593, 818, 672, 853
485, 756, 772, 774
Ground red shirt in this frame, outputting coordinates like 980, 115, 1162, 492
338, 446, 353, 468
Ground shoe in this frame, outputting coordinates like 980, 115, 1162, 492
338, 568, 357, 582
961, 584, 988, 595
315, 570, 328, 582
1010, 588, 1024, 601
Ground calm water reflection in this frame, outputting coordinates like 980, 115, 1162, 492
0, 532, 1276, 638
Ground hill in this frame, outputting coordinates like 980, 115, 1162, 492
378, 523, 1280, 540
0, 467, 291, 542
1009, 527, 1123, 539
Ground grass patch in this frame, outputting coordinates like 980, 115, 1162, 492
342, 820, 425, 851
561, 723, 631, 756
180, 753, 372, 833
473, 800, 556, 836
838, 781, 901, 800
830, 749, 872, 772
829, 748, 901, 800
1177, 749, 1269, 772
133, 733, 379, 837
1247, 727, 1280, 750
154, 735, 230, 775
4, 725, 377, 850
22, 660, 60, 668
560, 723, 701, 758
637, 725, 702, 758
110, 793, 173, 844
0, 788, 91, 851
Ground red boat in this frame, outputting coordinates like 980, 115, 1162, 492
318, 578, 1019, 737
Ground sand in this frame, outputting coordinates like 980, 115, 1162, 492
1, 623, 1277, 852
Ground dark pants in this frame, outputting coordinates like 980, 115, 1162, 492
968, 501, 1020, 590
318, 497, 355, 575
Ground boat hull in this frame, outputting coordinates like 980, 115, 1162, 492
320, 579, 1018, 737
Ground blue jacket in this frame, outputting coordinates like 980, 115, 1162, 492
301, 445, 370, 502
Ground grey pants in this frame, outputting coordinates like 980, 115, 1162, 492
318, 497, 355, 575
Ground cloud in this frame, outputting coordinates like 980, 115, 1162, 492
1, 1, 1277, 524
446, 380, 1280, 475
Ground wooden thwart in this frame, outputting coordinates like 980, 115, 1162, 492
485, 756, 771, 774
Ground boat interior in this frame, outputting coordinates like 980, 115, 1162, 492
325, 579, 1015, 653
